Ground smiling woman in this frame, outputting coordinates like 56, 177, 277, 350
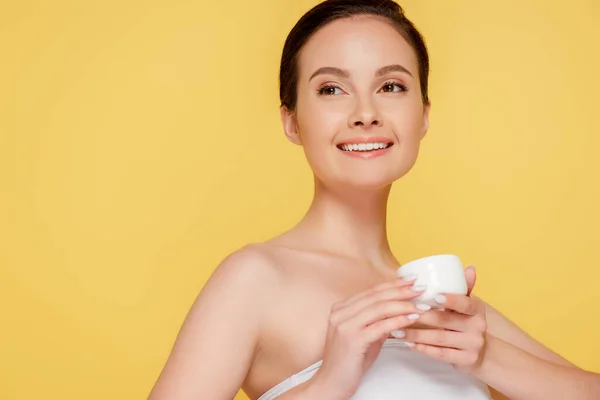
278, 6, 429, 192
145, 1, 600, 400
4, 0, 600, 399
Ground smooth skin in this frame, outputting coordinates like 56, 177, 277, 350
148, 15, 600, 400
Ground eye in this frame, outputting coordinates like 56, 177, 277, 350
317, 85, 345, 96
380, 81, 408, 93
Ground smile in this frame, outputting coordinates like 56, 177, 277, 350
337, 142, 393, 152
335, 138, 395, 159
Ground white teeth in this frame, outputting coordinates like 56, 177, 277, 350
341, 142, 390, 152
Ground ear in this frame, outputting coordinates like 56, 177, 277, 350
280, 106, 302, 145
465, 265, 477, 296
420, 101, 431, 140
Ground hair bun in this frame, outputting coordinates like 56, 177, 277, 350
375, 0, 405, 15
326, 0, 404, 16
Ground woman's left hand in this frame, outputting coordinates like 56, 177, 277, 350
399, 266, 488, 373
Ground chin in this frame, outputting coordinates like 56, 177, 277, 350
324, 168, 412, 192
309, 148, 420, 192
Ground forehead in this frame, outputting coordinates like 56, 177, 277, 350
297, 15, 419, 79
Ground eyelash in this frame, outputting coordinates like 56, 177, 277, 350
316, 81, 408, 96
381, 80, 408, 93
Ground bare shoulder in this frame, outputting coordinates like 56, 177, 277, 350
148, 243, 283, 400
187, 243, 285, 337
202, 243, 282, 296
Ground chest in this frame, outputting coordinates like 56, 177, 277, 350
247, 264, 397, 396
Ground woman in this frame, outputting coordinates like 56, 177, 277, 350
148, 1, 600, 399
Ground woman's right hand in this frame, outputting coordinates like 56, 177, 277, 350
309, 276, 428, 400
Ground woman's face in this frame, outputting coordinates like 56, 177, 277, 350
281, 15, 430, 190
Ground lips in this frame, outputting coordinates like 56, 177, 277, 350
334, 136, 395, 159
336, 136, 394, 152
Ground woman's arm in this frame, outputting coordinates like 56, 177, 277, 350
474, 334, 600, 400
484, 302, 582, 399
402, 288, 599, 400
484, 302, 576, 368
148, 247, 277, 400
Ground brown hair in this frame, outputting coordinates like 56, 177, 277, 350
279, 0, 430, 111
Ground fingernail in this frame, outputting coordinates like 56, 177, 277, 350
434, 294, 447, 304
401, 275, 417, 282
405, 341, 416, 347
407, 313, 420, 320
416, 303, 431, 311
411, 285, 427, 292
391, 330, 406, 338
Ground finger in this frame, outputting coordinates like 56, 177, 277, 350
362, 313, 420, 344
434, 293, 481, 316
342, 276, 419, 308
337, 285, 427, 324
345, 297, 424, 329
406, 343, 478, 367
465, 265, 476, 296
417, 309, 471, 331
401, 328, 480, 350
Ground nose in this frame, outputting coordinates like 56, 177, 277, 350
348, 98, 382, 128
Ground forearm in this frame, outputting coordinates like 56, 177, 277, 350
474, 335, 600, 400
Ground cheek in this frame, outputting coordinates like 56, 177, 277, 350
294, 105, 345, 178
381, 102, 424, 138
297, 100, 346, 146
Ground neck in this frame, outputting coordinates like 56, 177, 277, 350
293, 177, 399, 270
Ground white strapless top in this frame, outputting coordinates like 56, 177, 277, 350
257, 338, 491, 400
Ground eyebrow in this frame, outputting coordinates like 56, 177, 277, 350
308, 64, 413, 81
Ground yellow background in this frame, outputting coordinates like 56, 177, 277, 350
1, 0, 599, 399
